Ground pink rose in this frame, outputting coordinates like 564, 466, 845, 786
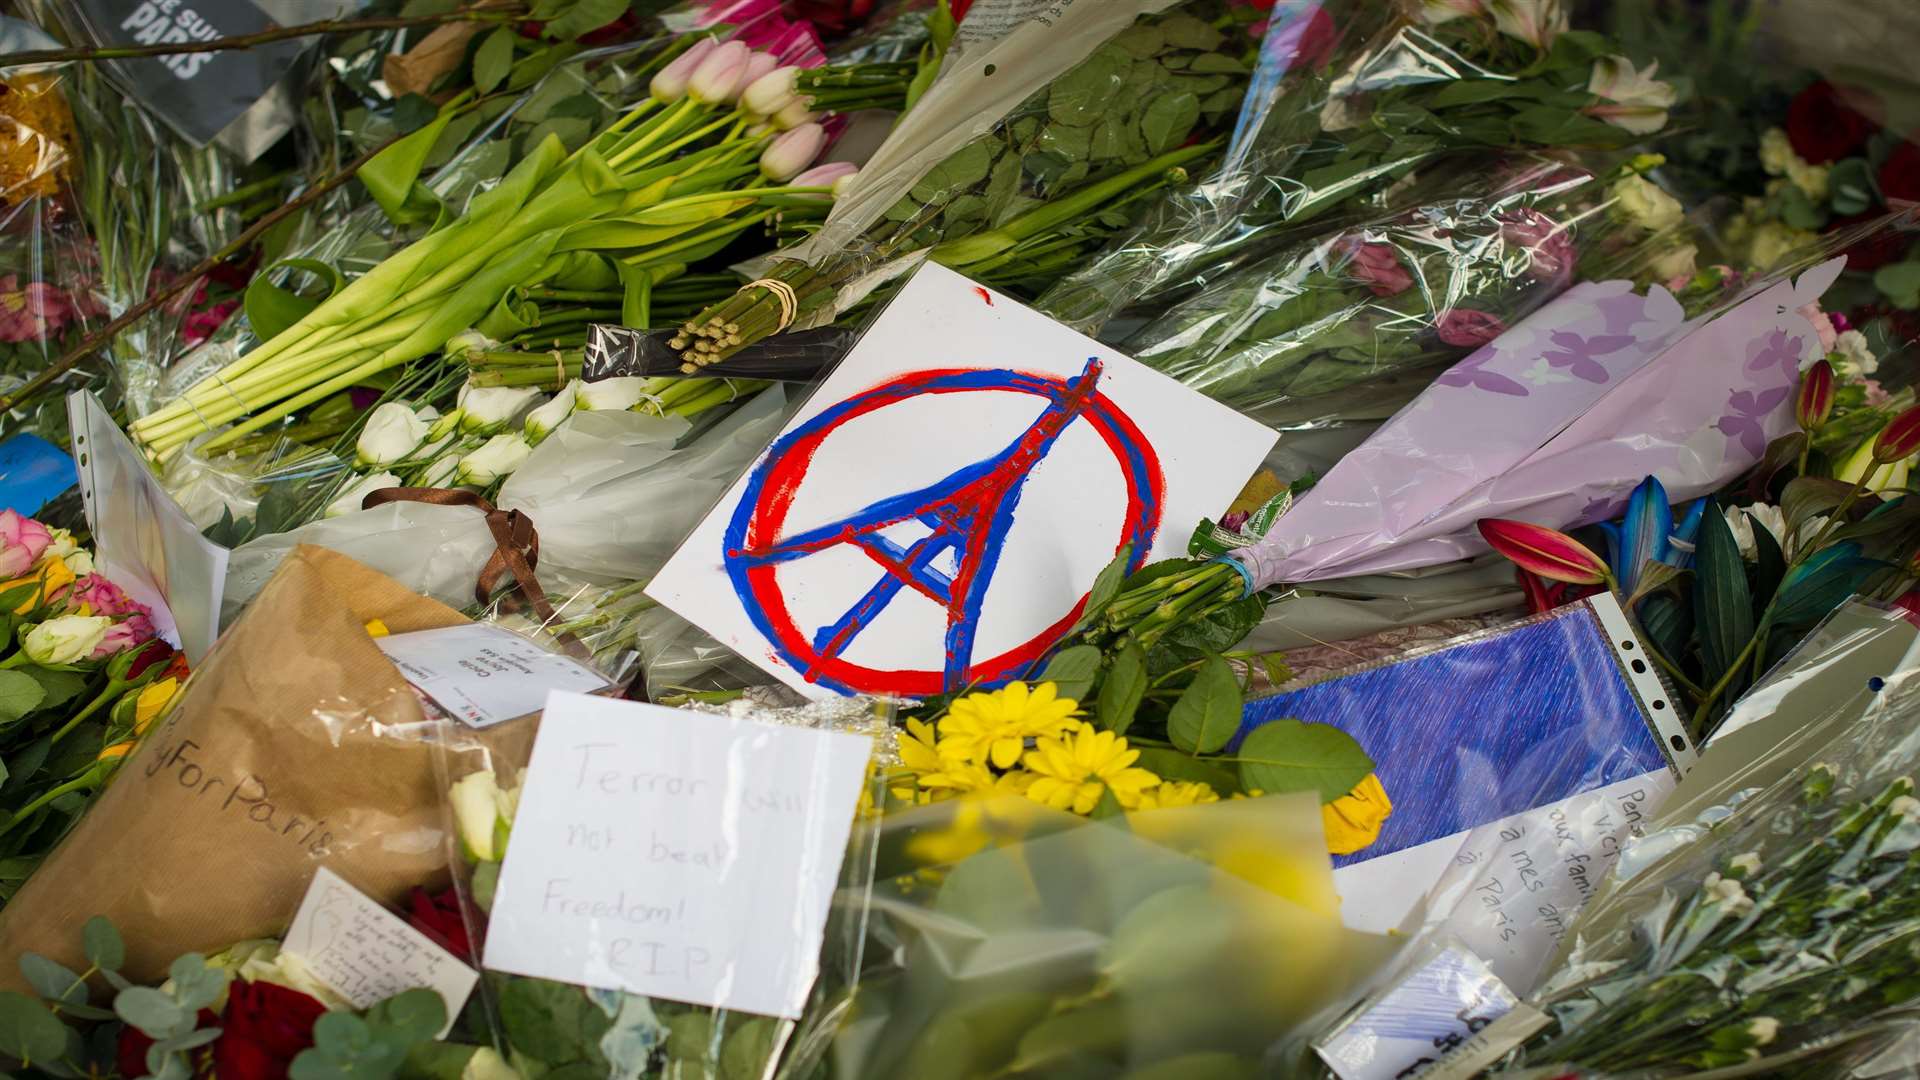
1436, 309, 1507, 347
0, 510, 53, 578
92, 613, 156, 660
69, 574, 147, 618
1338, 238, 1414, 296
1796, 302, 1838, 353
1500, 209, 1577, 282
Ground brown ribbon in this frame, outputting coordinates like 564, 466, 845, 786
361, 486, 593, 662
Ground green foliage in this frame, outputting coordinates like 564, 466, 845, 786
1166, 655, 1240, 754
289, 989, 448, 1080
1233, 720, 1373, 803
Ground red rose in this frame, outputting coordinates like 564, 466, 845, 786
1880, 141, 1920, 206
1785, 81, 1876, 164
407, 886, 474, 962
1436, 308, 1506, 347
118, 1009, 219, 1079
125, 639, 175, 681
1826, 212, 1912, 272
213, 979, 328, 1080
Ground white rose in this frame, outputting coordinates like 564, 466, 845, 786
64, 550, 93, 576
456, 434, 532, 486
355, 402, 432, 467
577, 376, 650, 412
525, 381, 580, 444
325, 471, 401, 518
457, 383, 545, 434
236, 945, 353, 1009
40, 527, 78, 563
1610, 174, 1684, 234
23, 614, 111, 665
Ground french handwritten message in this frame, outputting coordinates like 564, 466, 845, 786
374, 624, 609, 729
482, 692, 872, 1018
282, 868, 478, 1037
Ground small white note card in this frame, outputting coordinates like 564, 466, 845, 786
483, 692, 872, 1019
373, 624, 609, 729
282, 868, 478, 1036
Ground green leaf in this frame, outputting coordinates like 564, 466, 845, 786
1829, 157, 1875, 216
472, 860, 500, 912
473, 27, 515, 94
18, 953, 82, 1003
244, 258, 348, 345
1874, 262, 1920, 309
391, 93, 440, 134
1234, 720, 1373, 803
0, 671, 46, 723
541, 0, 626, 40
166, 955, 226, 1013
359, 107, 455, 225
23, 668, 87, 712
1068, 546, 1133, 638
365, 988, 446, 1044
1047, 47, 1127, 127
1089, 786, 1128, 822
1749, 512, 1787, 613
1692, 503, 1754, 693
1166, 655, 1240, 754
0, 991, 65, 1063
1139, 91, 1200, 155
1134, 748, 1240, 795
115, 986, 188, 1038
1781, 477, 1854, 542
1038, 645, 1102, 704
720, 1016, 777, 1080
501, 978, 611, 1066
1095, 643, 1147, 736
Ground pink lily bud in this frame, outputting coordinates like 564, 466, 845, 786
650, 38, 718, 104
760, 122, 827, 181
1874, 403, 1920, 464
773, 98, 818, 131
1796, 359, 1835, 433
688, 41, 751, 104
1476, 518, 1611, 585
791, 161, 858, 198
742, 65, 800, 118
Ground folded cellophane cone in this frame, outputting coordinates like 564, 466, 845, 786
0, 545, 535, 985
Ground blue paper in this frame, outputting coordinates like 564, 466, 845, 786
0, 434, 77, 517
1239, 602, 1667, 868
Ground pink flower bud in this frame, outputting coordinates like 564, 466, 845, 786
739, 52, 778, 95
760, 122, 827, 181
741, 65, 799, 117
792, 161, 858, 199
650, 38, 718, 104
688, 41, 751, 104
773, 98, 817, 131
1477, 519, 1611, 586
1874, 403, 1920, 464
1797, 359, 1835, 433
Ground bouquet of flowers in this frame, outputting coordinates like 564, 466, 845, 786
1033, 0, 1678, 337
1117, 153, 1697, 419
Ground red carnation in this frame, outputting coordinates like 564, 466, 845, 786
213, 979, 328, 1080
1880, 141, 1920, 206
1785, 81, 1876, 164
407, 886, 474, 962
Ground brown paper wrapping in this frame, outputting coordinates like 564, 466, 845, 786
0, 545, 534, 985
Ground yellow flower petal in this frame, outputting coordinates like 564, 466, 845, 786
1322, 773, 1393, 855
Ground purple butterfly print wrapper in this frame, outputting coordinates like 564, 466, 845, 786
1231, 258, 1847, 587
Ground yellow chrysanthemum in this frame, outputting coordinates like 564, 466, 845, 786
1021, 721, 1160, 815
1322, 773, 1393, 855
937, 680, 1080, 769
915, 756, 1000, 798
1138, 780, 1221, 810
889, 717, 944, 800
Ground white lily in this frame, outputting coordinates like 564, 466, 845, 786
1585, 56, 1676, 135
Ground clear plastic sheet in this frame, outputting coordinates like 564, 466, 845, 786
1492, 658, 1920, 1077
1035, 0, 1664, 337
825, 792, 1396, 1079
430, 693, 889, 1079
1115, 155, 1691, 419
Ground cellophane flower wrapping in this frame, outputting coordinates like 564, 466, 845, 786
430, 692, 890, 1079
1115, 153, 1688, 425
1034, 0, 1660, 338
1227, 220, 1918, 589
827, 792, 1398, 1078
1496, 658, 1920, 1076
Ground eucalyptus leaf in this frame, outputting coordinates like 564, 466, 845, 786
1234, 720, 1372, 802
18, 953, 82, 1003
1167, 655, 1240, 754
115, 986, 189, 1038
0, 991, 65, 1064
1096, 644, 1147, 736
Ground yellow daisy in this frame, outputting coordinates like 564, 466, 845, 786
1322, 773, 1393, 855
1138, 780, 1221, 810
937, 680, 1081, 769
1021, 721, 1160, 815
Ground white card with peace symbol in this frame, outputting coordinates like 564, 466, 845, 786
646, 263, 1278, 699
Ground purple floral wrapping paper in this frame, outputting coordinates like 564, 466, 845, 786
1231, 258, 1848, 587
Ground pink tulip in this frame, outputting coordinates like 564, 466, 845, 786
741, 65, 799, 117
650, 38, 718, 103
760, 122, 826, 181
688, 41, 751, 104
791, 161, 858, 197
1796, 359, 1835, 433
738, 52, 778, 97
1477, 519, 1611, 585
0, 510, 52, 578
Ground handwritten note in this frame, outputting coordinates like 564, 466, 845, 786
282, 868, 478, 1035
374, 624, 610, 729
482, 692, 872, 1018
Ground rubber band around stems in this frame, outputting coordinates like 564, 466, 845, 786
1213, 554, 1257, 600
748, 278, 798, 331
